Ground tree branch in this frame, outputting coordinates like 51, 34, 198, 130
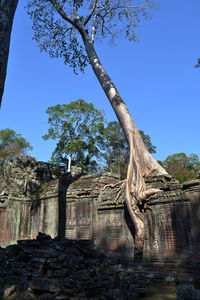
91, 5, 105, 43
84, 0, 98, 25
48, 0, 76, 27
91, 15, 97, 43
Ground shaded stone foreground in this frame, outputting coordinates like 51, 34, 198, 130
0, 156, 200, 263
1, 232, 200, 300
1, 232, 144, 300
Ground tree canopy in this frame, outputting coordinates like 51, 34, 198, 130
43, 99, 105, 172
27, 0, 158, 74
161, 153, 200, 183
43, 100, 157, 176
0, 128, 33, 177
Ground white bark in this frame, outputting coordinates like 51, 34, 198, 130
0, 0, 18, 107
67, 154, 72, 173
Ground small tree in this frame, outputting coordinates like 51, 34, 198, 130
43, 99, 105, 173
0, 0, 18, 106
0, 128, 33, 177
27, 0, 168, 255
161, 153, 200, 183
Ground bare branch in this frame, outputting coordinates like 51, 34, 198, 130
52, 25, 73, 39
84, 0, 98, 25
64, 26, 73, 35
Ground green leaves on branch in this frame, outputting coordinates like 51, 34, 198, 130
160, 153, 200, 183
103, 121, 129, 179
27, 0, 88, 74
27, 0, 159, 73
43, 100, 157, 176
43, 99, 105, 172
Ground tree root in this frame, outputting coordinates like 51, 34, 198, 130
137, 188, 162, 201
101, 173, 165, 257
114, 180, 126, 202
101, 179, 125, 191
102, 179, 126, 203
102, 178, 163, 210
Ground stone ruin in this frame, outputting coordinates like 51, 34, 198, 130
0, 156, 200, 262
2, 232, 200, 300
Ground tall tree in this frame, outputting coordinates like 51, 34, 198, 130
0, 128, 33, 177
27, 0, 168, 255
0, 0, 19, 107
43, 99, 105, 173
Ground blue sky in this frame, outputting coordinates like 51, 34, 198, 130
0, 0, 200, 163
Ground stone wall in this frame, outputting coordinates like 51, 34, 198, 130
0, 156, 200, 261
3, 233, 200, 300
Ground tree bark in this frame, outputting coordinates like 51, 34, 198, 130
0, 0, 18, 107
67, 153, 72, 173
82, 34, 168, 255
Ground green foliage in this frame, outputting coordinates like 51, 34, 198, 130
0, 128, 33, 177
43, 99, 106, 172
44, 102, 156, 176
139, 130, 156, 154
26, 0, 88, 74
161, 153, 200, 183
103, 121, 156, 179
27, 0, 158, 73
103, 121, 129, 179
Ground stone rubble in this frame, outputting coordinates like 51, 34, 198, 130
1, 233, 200, 300
0, 233, 144, 300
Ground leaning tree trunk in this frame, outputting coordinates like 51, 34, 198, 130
0, 0, 18, 107
82, 34, 168, 255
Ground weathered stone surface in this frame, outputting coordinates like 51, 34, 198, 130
30, 278, 63, 292
0, 234, 154, 299
38, 293, 54, 300
0, 156, 200, 263
1, 234, 200, 299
